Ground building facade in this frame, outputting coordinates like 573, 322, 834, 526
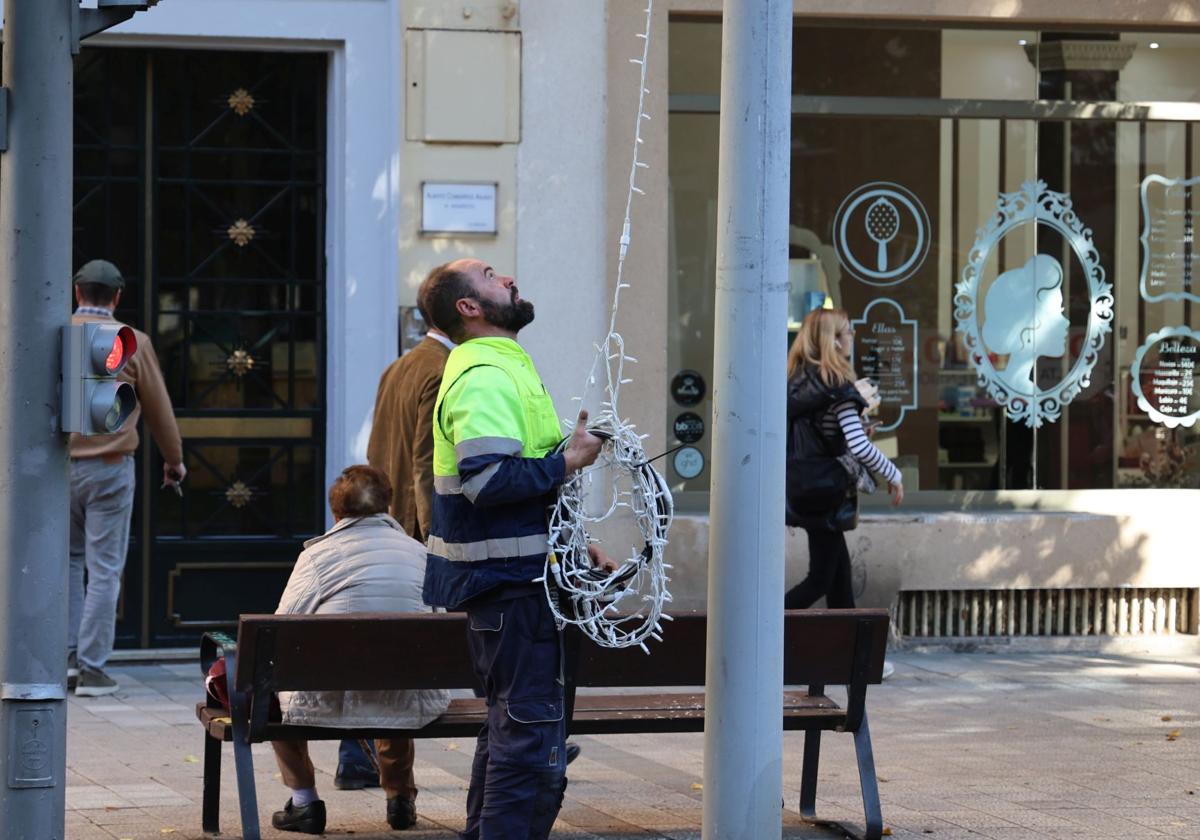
619, 1, 1200, 640
72, 0, 1198, 646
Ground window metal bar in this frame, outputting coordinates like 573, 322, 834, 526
671, 93, 1200, 123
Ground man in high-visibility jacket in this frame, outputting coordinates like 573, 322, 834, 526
422, 258, 607, 840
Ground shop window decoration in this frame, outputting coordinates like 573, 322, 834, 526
954, 180, 1114, 428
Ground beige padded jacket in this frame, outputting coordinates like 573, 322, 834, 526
275, 513, 451, 728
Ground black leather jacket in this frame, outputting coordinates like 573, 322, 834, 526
786, 365, 866, 459
785, 365, 868, 530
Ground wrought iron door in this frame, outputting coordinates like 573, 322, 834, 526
73, 48, 327, 648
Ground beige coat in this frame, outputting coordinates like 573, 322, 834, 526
275, 513, 451, 728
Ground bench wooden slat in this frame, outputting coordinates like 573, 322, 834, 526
234, 609, 887, 693
197, 689, 850, 743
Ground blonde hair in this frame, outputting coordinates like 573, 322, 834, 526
786, 308, 855, 386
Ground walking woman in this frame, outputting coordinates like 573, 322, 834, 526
784, 308, 903, 610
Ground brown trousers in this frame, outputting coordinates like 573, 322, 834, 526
272, 737, 416, 801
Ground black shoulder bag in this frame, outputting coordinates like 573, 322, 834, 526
785, 405, 859, 532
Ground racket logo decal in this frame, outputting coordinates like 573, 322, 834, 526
834, 181, 930, 286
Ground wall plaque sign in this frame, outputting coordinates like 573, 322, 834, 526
1139, 174, 1200, 304
833, 181, 930, 286
673, 412, 705, 444
851, 298, 918, 432
421, 182, 498, 234
1131, 327, 1200, 429
670, 370, 706, 406
954, 181, 1114, 428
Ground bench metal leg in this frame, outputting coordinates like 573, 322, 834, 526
224, 652, 262, 840
201, 726, 222, 835
852, 712, 883, 840
799, 728, 821, 819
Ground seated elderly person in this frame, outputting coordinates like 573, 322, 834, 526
271, 465, 450, 835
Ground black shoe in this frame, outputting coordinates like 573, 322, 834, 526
386, 796, 416, 830
566, 741, 581, 765
334, 764, 380, 790
272, 797, 326, 834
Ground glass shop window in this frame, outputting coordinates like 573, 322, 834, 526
668, 22, 1200, 501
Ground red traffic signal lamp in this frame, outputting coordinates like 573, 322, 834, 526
61, 323, 138, 434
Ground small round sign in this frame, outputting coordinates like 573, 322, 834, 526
673, 412, 705, 444
671, 370, 706, 406
673, 446, 705, 480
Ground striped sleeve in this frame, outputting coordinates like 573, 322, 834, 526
831, 402, 902, 486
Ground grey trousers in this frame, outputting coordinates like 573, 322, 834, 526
68, 455, 136, 670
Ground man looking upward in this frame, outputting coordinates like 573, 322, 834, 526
421, 259, 606, 839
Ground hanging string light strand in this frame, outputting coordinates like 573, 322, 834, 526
542, 1, 675, 653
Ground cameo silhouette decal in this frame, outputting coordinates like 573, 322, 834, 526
833, 182, 930, 286
954, 181, 1114, 428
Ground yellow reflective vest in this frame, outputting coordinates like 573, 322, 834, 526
422, 337, 567, 608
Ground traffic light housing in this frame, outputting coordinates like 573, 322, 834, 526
61, 323, 138, 434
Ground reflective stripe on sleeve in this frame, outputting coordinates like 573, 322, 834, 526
455, 436, 522, 460
461, 462, 502, 503
433, 475, 463, 495
427, 533, 550, 563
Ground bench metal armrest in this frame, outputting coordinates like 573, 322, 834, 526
247, 627, 276, 743
841, 617, 876, 733
200, 630, 237, 679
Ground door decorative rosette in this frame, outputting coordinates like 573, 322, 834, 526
954, 180, 1114, 428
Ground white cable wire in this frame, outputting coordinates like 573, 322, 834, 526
540, 1, 674, 652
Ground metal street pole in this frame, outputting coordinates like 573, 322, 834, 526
0, 0, 75, 835
703, 0, 791, 838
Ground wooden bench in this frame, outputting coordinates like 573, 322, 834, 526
196, 608, 888, 839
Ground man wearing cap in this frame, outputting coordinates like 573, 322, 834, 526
69, 259, 186, 697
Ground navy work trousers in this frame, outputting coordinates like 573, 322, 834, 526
461, 591, 567, 840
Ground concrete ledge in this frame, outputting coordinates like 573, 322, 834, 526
898, 633, 1200, 656
662, 510, 1199, 613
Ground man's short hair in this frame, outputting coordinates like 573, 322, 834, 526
76, 283, 119, 307
328, 465, 393, 519
415, 270, 436, 330
421, 262, 477, 343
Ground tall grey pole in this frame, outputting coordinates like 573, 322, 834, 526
0, 0, 75, 836
703, 1, 791, 838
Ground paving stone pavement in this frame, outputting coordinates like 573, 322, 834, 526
63, 646, 1200, 839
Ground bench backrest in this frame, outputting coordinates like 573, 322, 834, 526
232, 609, 888, 694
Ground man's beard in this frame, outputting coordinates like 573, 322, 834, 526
478, 289, 535, 333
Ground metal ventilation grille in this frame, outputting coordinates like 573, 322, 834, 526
896, 588, 1199, 638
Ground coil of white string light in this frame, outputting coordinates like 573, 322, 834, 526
540, 1, 674, 653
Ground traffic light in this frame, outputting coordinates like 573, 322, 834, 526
61, 323, 138, 434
